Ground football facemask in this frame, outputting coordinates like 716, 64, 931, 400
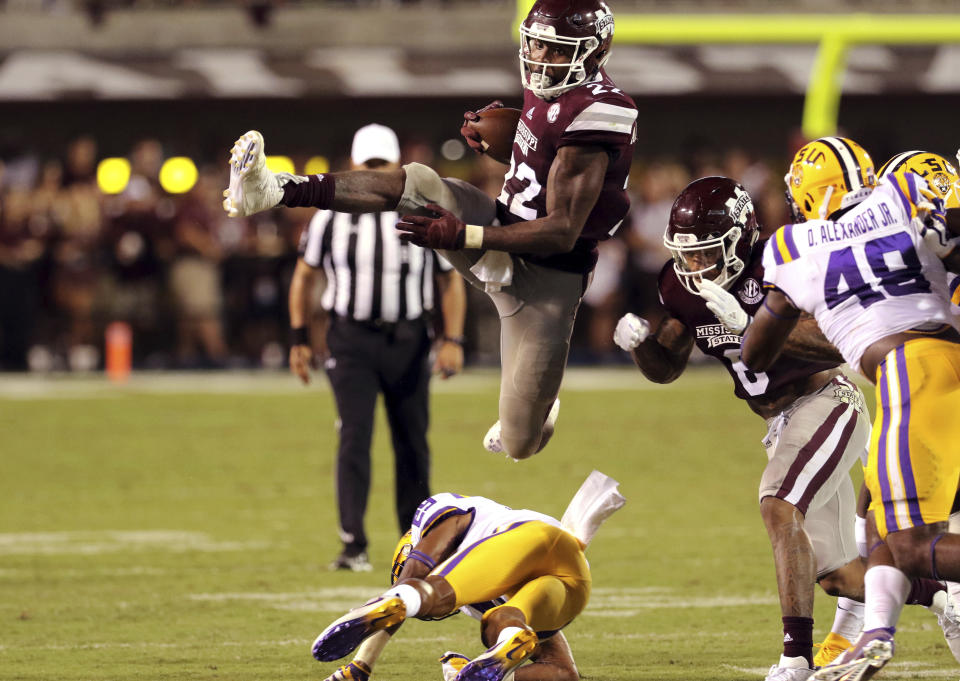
665, 228, 744, 294
390, 530, 413, 585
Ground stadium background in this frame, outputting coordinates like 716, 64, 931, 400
2, 2, 960, 680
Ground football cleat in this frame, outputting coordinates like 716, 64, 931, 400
440, 651, 471, 681
222, 130, 293, 218
322, 660, 371, 681
454, 626, 538, 681
483, 420, 504, 454
810, 628, 894, 681
764, 665, 814, 681
311, 596, 406, 662
483, 399, 559, 456
329, 550, 373, 573
813, 632, 853, 668
937, 590, 960, 663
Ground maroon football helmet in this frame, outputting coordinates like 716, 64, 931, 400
519, 0, 615, 100
663, 176, 759, 293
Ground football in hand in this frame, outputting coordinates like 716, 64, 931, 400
467, 107, 521, 164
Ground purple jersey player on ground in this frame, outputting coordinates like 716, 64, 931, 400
614, 177, 873, 681
221, 0, 637, 462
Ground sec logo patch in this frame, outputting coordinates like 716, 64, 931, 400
547, 103, 561, 123
738, 278, 762, 305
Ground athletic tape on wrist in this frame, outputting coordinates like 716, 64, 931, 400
464, 224, 484, 249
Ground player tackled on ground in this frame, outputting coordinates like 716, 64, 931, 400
221, 0, 637, 462
311, 473, 624, 681
741, 136, 960, 681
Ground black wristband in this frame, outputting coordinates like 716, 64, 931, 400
290, 326, 309, 346
280, 174, 335, 209
442, 335, 465, 346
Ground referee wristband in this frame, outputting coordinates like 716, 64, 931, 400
464, 224, 484, 249
290, 326, 309, 346
442, 335, 465, 347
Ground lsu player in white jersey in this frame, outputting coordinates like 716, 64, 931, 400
740, 136, 960, 681
879, 150, 960, 329
310, 493, 592, 681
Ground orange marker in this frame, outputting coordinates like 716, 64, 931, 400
105, 322, 132, 383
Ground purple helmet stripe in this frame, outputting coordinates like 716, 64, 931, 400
894, 347, 925, 527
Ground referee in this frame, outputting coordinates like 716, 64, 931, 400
288, 124, 466, 572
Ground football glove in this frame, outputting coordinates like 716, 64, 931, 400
913, 185, 957, 258
397, 204, 467, 250
461, 100, 504, 154
613, 313, 651, 351
698, 279, 750, 335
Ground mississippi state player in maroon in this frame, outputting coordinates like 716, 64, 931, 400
222, 0, 636, 462
614, 177, 873, 681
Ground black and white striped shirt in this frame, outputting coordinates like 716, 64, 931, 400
299, 210, 452, 323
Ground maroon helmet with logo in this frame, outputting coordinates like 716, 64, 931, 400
663, 176, 759, 293
519, 0, 615, 100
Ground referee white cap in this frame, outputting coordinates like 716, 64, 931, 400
351, 123, 400, 166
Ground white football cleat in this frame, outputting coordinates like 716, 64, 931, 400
937, 589, 960, 663
483, 420, 504, 453
222, 130, 288, 218
764, 666, 813, 681
483, 399, 559, 455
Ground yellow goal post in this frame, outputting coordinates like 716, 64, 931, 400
514, 1, 960, 140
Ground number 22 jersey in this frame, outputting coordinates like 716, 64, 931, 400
761, 174, 952, 374
496, 70, 637, 275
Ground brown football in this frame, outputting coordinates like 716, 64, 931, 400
467, 107, 521, 164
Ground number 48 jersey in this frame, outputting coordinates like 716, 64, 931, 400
762, 174, 953, 374
496, 69, 637, 274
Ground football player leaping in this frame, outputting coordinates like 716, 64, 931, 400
311, 492, 598, 681
613, 175, 952, 681
741, 137, 960, 681
221, 0, 637, 462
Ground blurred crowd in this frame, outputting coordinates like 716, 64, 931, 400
0, 133, 794, 372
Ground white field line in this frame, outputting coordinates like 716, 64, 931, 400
185, 586, 777, 614
0, 530, 267, 556
725, 662, 957, 680
0, 366, 762, 399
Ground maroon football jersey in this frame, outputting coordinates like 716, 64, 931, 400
496, 70, 637, 274
658, 241, 840, 402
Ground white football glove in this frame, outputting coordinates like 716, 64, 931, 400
613, 313, 650, 351
698, 279, 750, 335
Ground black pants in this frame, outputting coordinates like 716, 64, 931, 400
325, 316, 432, 552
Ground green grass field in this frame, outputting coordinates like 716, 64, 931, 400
1, 367, 956, 680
